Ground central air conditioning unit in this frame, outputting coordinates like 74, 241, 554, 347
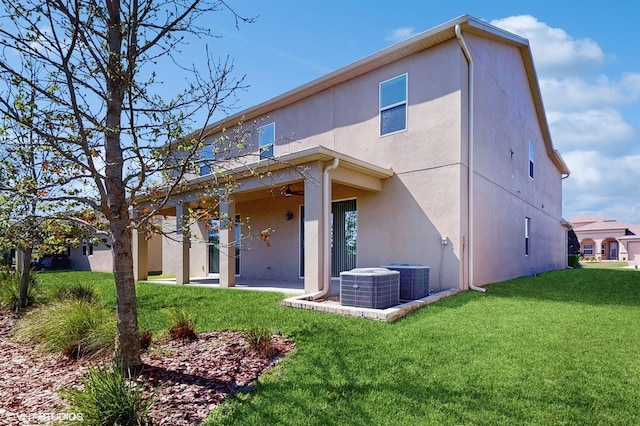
339, 268, 399, 309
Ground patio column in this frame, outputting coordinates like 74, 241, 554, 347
133, 228, 148, 282
219, 200, 236, 288
303, 162, 324, 293
176, 203, 190, 285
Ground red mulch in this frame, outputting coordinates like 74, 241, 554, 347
0, 310, 294, 425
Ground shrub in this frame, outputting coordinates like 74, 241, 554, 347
568, 254, 580, 268
139, 329, 153, 351
0, 270, 43, 311
165, 307, 197, 340
61, 363, 154, 425
245, 326, 274, 356
51, 282, 100, 304
14, 299, 116, 359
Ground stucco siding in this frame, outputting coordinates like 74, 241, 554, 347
68, 242, 113, 273
238, 40, 465, 176
468, 33, 565, 285
474, 174, 566, 285
235, 195, 304, 281
358, 168, 463, 292
147, 234, 162, 272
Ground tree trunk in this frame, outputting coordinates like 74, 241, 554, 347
111, 215, 142, 371
17, 248, 32, 311
103, 0, 141, 372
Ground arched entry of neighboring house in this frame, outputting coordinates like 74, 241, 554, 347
580, 238, 596, 259
601, 238, 619, 260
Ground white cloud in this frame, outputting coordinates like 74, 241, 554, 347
562, 150, 640, 214
492, 15, 640, 221
548, 108, 636, 149
540, 74, 640, 111
491, 15, 605, 75
385, 27, 417, 43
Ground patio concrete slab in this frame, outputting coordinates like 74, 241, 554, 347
141, 277, 305, 295
282, 288, 461, 322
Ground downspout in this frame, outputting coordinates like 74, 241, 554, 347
311, 157, 340, 300
456, 24, 486, 293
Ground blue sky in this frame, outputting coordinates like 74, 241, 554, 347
193, 0, 640, 223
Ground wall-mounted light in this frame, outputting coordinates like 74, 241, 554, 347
285, 211, 294, 221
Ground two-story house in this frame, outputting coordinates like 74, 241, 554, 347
134, 15, 570, 296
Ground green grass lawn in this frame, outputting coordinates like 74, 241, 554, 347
580, 260, 631, 269
38, 269, 640, 425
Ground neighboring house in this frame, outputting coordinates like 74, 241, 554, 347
569, 215, 640, 265
66, 234, 162, 273
134, 15, 570, 294
66, 238, 113, 273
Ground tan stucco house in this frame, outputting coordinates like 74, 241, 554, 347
134, 15, 570, 295
569, 215, 640, 265
67, 234, 162, 273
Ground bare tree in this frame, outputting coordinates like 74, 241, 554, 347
0, 0, 254, 369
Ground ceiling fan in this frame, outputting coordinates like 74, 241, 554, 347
284, 184, 304, 197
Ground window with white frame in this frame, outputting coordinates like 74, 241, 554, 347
583, 243, 594, 255
259, 122, 275, 159
525, 217, 531, 256
379, 74, 407, 136
528, 140, 534, 179
198, 143, 215, 176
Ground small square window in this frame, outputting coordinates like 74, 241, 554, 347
380, 74, 407, 136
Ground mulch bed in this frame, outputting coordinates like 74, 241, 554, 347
0, 311, 294, 425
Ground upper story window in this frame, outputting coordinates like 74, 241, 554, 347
259, 122, 275, 159
198, 143, 215, 176
528, 140, 535, 179
379, 74, 407, 136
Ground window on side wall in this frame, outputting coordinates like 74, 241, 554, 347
525, 217, 531, 256
82, 240, 93, 257
583, 243, 594, 255
259, 122, 275, 159
379, 74, 407, 136
199, 143, 215, 176
528, 140, 534, 179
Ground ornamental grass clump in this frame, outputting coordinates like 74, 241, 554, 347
14, 299, 116, 359
0, 270, 43, 311
61, 363, 155, 426
51, 282, 100, 304
165, 307, 197, 340
245, 326, 274, 356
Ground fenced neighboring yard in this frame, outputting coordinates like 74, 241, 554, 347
38, 268, 640, 425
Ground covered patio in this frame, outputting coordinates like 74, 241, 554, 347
134, 146, 395, 295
